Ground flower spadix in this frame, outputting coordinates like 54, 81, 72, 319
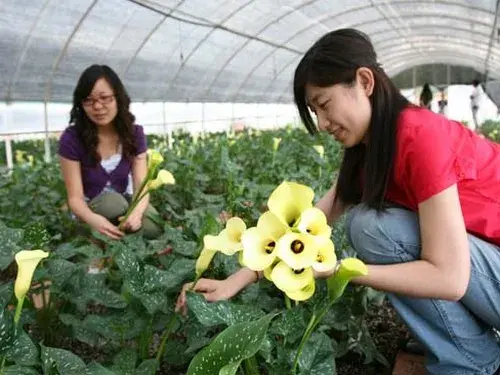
270, 261, 314, 293
268, 181, 314, 228
296, 207, 331, 238
241, 211, 289, 271
276, 232, 319, 270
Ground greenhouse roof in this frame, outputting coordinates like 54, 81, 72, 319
1, 0, 499, 104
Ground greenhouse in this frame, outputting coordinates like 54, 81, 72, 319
1, 1, 500, 374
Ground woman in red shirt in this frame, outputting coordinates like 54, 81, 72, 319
177, 29, 500, 374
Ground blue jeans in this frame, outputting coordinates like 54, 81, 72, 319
345, 205, 500, 375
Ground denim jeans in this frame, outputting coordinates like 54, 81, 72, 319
345, 205, 500, 375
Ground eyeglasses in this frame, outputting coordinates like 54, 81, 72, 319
81, 94, 115, 107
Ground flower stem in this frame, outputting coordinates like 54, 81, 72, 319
284, 295, 292, 309
14, 297, 24, 328
292, 312, 317, 373
243, 355, 260, 375
155, 314, 177, 362
118, 189, 150, 231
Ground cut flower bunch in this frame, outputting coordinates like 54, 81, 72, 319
191, 180, 369, 374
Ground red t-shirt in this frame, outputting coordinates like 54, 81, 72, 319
385, 107, 500, 246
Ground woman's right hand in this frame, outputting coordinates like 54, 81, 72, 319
175, 278, 240, 315
87, 213, 124, 240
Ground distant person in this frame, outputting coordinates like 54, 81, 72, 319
470, 79, 484, 130
437, 88, 448, 116
58, 65, 163, 240
419, 83, 433, 109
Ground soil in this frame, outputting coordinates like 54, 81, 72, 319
337, 300, 411, 375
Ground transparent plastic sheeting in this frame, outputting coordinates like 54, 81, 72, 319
0, 0, 499, 105
0, 102, 300, 136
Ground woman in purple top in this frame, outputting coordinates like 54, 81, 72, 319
58, 65, 162, 240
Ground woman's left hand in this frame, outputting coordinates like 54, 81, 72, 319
121, 211, 143, 232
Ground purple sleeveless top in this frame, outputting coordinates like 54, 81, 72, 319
58, 125, 147, 200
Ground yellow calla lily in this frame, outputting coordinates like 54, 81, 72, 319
313, 145, 324, 158
327, 258, 368, 302
241, 228, 277, 271
268, 181, 314, 227
276, 232, 319, 270
271, 261, 314, 292
241, 212, 289, 271
263, 259, 279, 281
296, 207, 331, 238
286, 280, 316, 301
147, 149, 164, 171
209, 217, 246, 256
195, 247, 217, 278
272, 137, 281, 152
148, 169, 176, 190
14, 250, 49, 302
312, 236, 337, 273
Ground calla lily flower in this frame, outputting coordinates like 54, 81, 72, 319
312, 236, 337, 273
241, 211, 289, 271
147, 149, 164, 171
148, 169, 176, 190
272, 138, 281, 152
14, 250, 49, 302
313, 145, 324, 158
208, 217, 246, 256
14, 249, 49, 325
286, 280, 316, 301
195, 247, 217, 278
296, 207, 331, 238
268, 181, 314, 228
276, 232, 319, 270
327, 258, 368, 302
270, 261, 314, 292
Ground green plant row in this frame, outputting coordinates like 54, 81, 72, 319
0, 127, 386, 374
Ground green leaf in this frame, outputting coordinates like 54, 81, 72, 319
143, 258, 195, 291
219, 361, 241, 375
186, 313, 278, 375
148, 225, 197, 258
6, 329, 39, 366
85, 362, 117, 375
186, 292, 265, 327
0, 308, 16, 355
55, 243, 103, 260
0, 222, 24, 270
297, 332, 336, 375
41, 345, 87, 375
135, 359, 159, 375
110, 348, 137, 375
46, 258, 80, 288
269, 307, 306, 344
0, 282, 13, 308
2, 365, 39, 374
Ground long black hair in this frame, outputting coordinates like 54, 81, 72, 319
69, 64, 137, 164
293, 28, 410, 211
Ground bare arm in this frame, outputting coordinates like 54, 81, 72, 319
351, 184, 470, 301
59, 156, 100, 224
